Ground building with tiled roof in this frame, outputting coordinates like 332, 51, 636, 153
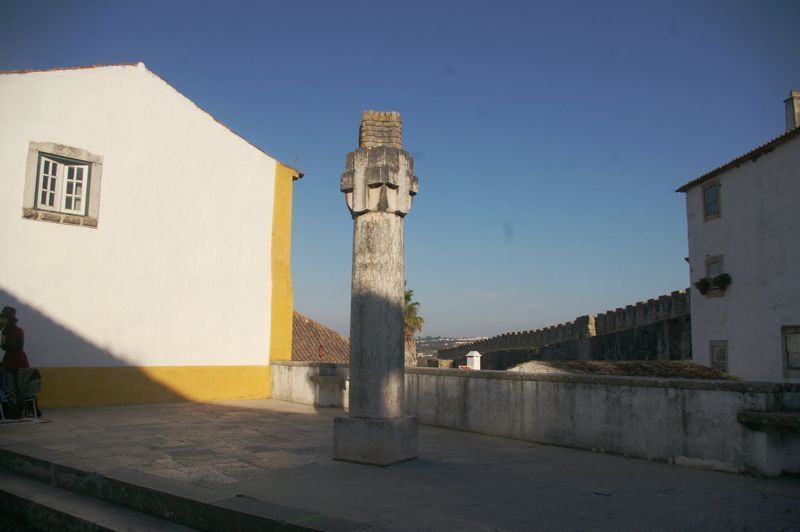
677, 90, 800, 382
292, 312, 350, 363
676, 123, 800, 193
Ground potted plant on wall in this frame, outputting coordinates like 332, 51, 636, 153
714, 273, 732, 291
694, 274, 732, 295
694, 277, 710, 295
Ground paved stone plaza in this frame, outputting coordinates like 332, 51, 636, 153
1, 399, 799, 530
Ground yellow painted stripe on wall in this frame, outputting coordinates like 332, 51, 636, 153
270, 162, 300, 363
37, 365, 270, 409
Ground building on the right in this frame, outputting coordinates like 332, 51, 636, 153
677, 90, 800, 382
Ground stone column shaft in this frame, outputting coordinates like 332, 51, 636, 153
349, 212, 405, 419
333, 110, 419, 465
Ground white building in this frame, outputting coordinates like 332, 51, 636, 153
677, 91, 800, 382
0, 63, 301, 407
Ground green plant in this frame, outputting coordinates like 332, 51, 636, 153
694, 278, 710, 295
404, 283, 425, 367
695, 273, 732, 295
404, 285, 424, 339
714, 273, 732, 290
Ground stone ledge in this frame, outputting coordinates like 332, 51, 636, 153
309, 375, 347, 386
271, 360, 349, 368
407, 367, 800, 393
272, 363, 799, 393
22, 208, 98, 229
737, 411, 800, 432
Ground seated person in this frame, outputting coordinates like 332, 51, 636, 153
1, 306, 39, 418
1, 306, 29, 370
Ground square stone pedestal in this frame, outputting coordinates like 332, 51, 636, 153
333, 415, 418, 465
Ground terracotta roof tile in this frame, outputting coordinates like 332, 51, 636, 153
0, 62, 140, 75
676, 126, 800, 192
292, 312, 350, 363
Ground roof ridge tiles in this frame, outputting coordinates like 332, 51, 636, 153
1, 62, 303, 178
676, 126, 800, 192
0, 62, 142, 75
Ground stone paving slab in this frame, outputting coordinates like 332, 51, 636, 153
1, 399, 799, 531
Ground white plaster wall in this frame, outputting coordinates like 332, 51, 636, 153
686, 137, 800, 381
0, 64, 278, 367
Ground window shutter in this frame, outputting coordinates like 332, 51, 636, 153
38, 156, 61, 211
61, 164, 90, 214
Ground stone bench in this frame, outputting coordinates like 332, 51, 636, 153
737, 411, 800, 433
308, 375, 347, 386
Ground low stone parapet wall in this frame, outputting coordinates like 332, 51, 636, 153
269, 362, 800, 476
405, 368, 800, 476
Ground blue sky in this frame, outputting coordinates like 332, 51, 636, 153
2, 0, 799, 337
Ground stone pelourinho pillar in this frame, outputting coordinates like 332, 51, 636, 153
333, 111, 419, 465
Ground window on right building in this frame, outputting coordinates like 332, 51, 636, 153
705, 255, 725, 293
703, 181, 720, 220
710, 340, 728, 373
784, 326, 800, 375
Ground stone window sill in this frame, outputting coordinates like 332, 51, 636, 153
22, 208, 98, 228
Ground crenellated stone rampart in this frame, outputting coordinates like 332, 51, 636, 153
438, 289, 690, 364
593, 289, 690, 335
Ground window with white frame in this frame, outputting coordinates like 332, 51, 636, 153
784, 326, 800, 373
22, 142, 103, 228
36, 155, 90, 215
703, 181, 720, 220
705, 255, 724, 292
710, 340, 728, 373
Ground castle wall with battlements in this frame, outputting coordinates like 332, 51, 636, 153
438, 290, 691, 366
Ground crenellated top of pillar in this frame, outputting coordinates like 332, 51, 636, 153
341, 110, 419, 218
359, 111, 402, 148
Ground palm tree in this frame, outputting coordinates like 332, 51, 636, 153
404, 285, 424, 367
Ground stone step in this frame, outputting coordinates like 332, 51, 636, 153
0, 510, 43, 531
0, 469, 194, 531
0, 448, 362, 531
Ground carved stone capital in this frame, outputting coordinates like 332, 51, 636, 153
341, 146, 418, 217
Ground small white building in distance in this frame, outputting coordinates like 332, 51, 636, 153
0, 63, 302, 407
677, 91, 800, 382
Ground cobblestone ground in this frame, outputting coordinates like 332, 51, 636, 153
1, 399, 799, 531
